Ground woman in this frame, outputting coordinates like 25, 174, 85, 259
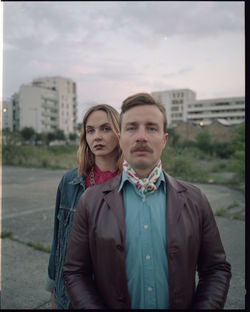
45, 104, 123, 309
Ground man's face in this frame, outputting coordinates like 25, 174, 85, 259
119, 105, 168, 177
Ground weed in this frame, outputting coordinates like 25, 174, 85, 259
215, 208, 227, 216
227, 201, 239, 210
0, 231, 13, 238
26, 242, 51, 253
0, 231, 51, 253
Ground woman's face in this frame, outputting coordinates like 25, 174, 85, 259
85, 110, 119, 159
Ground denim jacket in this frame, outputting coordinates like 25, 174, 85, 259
45, 168, 85, 309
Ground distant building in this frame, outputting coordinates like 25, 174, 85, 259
2, 76, 77, 135
151, 88, 196, 127
187, 96, 245, 126
174, 120, 244, 143
2, 99, 14, 131
151, 88, 245, 127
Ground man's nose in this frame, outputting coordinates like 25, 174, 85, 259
136, 127, 147, 142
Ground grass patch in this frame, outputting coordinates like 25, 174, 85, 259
2, 143, 244, 186
2, 144, 78, 170
0, 231, 51, 253
215, 208, 227, 216
26, 242, 51, 253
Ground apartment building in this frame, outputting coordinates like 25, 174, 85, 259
2, 99, 14, 131
3, 76, 77, 135
151, 88, 245, 127
2, 93, 20, 131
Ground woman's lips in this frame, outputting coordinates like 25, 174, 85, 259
94, 144, 104, 150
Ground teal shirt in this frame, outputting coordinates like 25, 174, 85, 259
118, 170, 169, 309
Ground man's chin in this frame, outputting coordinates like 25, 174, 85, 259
132, 160, 151, 171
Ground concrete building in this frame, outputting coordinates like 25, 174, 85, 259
151, 88, 196, 127
187, 96, 245, 126
2, 76, 77, 135
151, 89, 245, 128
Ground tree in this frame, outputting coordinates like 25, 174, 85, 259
69, 133, 78, 141
229, 123, 245, 182
167, 128, 179, 148
54, 129, 66, 141
77, 123, 82, 132
20, 127, 35, 142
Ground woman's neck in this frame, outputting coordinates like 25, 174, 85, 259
95, 155, 117, 172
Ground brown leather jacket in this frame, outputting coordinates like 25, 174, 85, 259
63, 172, 231, 309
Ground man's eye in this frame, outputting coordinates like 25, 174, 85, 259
126, 126, 135, 131
148, 127, 157, 132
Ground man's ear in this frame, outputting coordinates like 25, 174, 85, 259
163, 133, 168, 148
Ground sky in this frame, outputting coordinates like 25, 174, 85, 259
2, 1, 245, 120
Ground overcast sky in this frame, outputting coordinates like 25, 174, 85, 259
3, 1, 245, 120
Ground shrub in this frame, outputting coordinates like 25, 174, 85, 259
195, 131, 212, 154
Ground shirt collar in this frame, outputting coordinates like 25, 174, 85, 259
118, 169, 166, 192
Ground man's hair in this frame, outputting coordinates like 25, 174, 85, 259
120, 93, 167, 132
77, 104, 123, 176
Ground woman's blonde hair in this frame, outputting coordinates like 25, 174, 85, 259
77, 104, 123, 176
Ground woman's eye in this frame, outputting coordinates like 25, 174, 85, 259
87, 129, 94, 134
103, 127, 111, 132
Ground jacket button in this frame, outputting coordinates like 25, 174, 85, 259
117, 295, 126, 302
116, 245, 124, 251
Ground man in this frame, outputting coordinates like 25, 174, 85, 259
63, 93, 231, 309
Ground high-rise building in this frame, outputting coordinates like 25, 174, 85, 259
2, 76, 77, 135
151, 88, 245, 127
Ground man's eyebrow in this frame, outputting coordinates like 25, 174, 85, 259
146, 122, 159, 127
125, 122, 137, 126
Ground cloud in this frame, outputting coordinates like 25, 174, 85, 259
2, 1, 244, 110
99, 1, 244, 42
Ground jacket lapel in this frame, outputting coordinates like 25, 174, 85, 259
164, 172, 187, 246
102, 174, 126, 241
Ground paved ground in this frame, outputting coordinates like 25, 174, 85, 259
0, 166, 246, 309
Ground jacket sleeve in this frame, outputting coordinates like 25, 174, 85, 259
62, 192, 107, 309
192, 191, 232, 309
45, 179, 62, 292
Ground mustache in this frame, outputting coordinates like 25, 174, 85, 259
130, 143, 153, 153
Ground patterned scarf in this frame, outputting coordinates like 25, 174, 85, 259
123, 160, 162, 195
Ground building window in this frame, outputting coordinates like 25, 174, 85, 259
171, 107, 179, 111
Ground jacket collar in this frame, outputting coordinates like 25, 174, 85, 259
70, 174, 85, 188
100, 171, 187, 194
